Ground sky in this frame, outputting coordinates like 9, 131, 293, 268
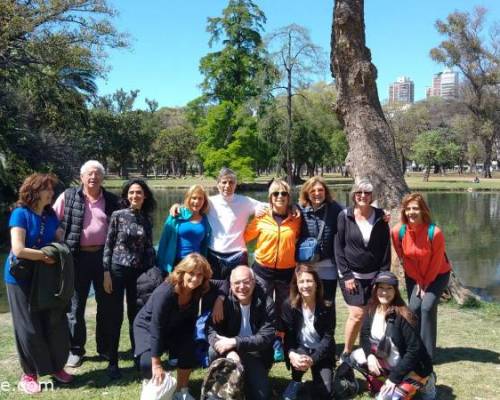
96, 0, 500, 109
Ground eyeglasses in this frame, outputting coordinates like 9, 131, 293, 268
355, 191, 372, 196
271, 191, 289, 197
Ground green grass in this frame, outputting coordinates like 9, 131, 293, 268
103, 172, 500, 192
0, 295, 499, 399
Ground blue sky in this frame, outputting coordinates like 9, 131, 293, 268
97, 0, 500, 109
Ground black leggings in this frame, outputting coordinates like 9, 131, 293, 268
290, 346, 334, 399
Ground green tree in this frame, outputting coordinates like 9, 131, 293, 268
430, 6, 500, 177
411, 130, 461, 181
199, 0, 272, 104
266, 24, 327, 183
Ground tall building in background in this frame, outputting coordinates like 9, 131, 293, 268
426, 69, 459, 99
389, 76, 415, 105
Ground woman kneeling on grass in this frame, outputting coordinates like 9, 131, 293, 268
281, 264, 335, 400
133, 253, 224, 400
350, 271, 436, 400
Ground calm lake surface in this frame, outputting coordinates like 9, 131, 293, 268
1, 190, 499, 313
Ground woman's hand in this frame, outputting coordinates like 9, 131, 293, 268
103, 271, 113, 294
151, 365, 165, 386
367, 354, 382, 376
379, 379, 397, 397
289, 351, 312, 372
345, 278, 358, 294
212, 296, 224, 324
40, 253, 56, 264
169, 204, 180, 217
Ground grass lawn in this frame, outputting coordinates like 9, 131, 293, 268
103, 172, 500, 192
0, 295, 498, 399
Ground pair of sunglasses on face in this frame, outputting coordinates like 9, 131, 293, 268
271, 191, 289, 197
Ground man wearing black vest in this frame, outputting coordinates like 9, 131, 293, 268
53, 160, 119, 368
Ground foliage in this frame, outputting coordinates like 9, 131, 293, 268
430, 6, 500, 177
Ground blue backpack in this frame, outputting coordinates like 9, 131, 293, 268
398, 223, 436, 243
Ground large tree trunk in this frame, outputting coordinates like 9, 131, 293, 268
331, 0, 478, 305
331, 0, 408, 208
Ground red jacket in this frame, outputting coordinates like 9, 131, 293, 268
391, 223, 451, 288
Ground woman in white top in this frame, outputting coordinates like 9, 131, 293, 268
334, 179, 391, 359
281, 264, 335, 400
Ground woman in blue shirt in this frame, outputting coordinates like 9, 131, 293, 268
5, 173, 73, 394
157, 184, 211, 274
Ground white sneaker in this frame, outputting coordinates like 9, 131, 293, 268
282, 381, 302, 400
173, 388, 195, 400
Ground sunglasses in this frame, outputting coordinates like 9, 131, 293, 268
355, 191, 372, 196
271, 191, 289, 197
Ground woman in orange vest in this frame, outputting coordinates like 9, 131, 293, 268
391, 193, 451, 360
244, 178, 301, 329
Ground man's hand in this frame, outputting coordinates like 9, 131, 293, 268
254, 203, 269, 218
103, 271, 113, 294
214, 335, 237, 354
289, 351, 313, 372
345, 278, 358, 294
367, 354, 382, 376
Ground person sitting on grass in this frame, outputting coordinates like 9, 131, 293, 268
281, 264, 335, 400
207, 265, 276, 400
350, 271, 436, 400
133, 253, 224, 400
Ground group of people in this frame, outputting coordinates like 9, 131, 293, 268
4, 161, 451, 400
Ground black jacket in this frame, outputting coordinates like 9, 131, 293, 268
281, 299, 335, 367
334, 207, 391, 280
361, 310, 433, 384
133, 280, 227, 357
298, 201, 344, 262
60, 186, 119, 254
207, 285, 276, 368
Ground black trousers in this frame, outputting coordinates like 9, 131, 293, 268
206, 249, 248, 280
7, 283, 69, 376
105, 264, 142, 365
291, 346, 334, 399
67, 249, 107, 356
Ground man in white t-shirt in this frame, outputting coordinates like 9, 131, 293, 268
207, 266, 276, 400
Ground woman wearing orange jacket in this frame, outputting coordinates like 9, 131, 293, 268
391, 193, 451, 360
244, 179, 301, 323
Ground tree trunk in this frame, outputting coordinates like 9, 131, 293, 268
482, 137, 492, 178
331, 0, 478, 305
331, 0, 409, 208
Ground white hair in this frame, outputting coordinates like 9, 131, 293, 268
80, 160, 105, 176
230, 265, 255, 282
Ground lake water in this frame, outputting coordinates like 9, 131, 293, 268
1, 190, 499, 313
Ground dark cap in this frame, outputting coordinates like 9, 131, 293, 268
374, 271, 398, 287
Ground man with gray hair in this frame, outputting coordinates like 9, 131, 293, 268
207, 265, 276, 400
53, 160, 119, 368
171, 167, 267, 279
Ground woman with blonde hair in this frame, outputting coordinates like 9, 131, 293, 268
335, 179, 391, 360
133, 253, 225, 400
391, 193, 451, 360
297, 176, 344, 320
157, 184, 211, 274
244, 178, 301, 320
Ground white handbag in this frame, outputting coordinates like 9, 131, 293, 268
140, 372, 177, 400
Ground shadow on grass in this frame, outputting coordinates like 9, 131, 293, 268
434, 347, 500, 365
436, 384, 456, 400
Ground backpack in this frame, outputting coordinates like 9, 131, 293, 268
333, 361, 359, 399
399, 223, 450, 263
200, 358, 245, 400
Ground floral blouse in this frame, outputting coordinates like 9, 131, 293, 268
103, 208, 155, 271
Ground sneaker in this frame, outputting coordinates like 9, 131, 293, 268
65, 353, 83, 368
282, 381, 302, 400
107, 364, 122, 380
173, 387, 195, 400
18, 374, 41, 394
420, 372, 437, 400
52, 369, 74, 384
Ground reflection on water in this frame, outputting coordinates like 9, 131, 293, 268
1, 190, 499, 313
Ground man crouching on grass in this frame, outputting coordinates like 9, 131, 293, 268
207, 265, 276, 400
